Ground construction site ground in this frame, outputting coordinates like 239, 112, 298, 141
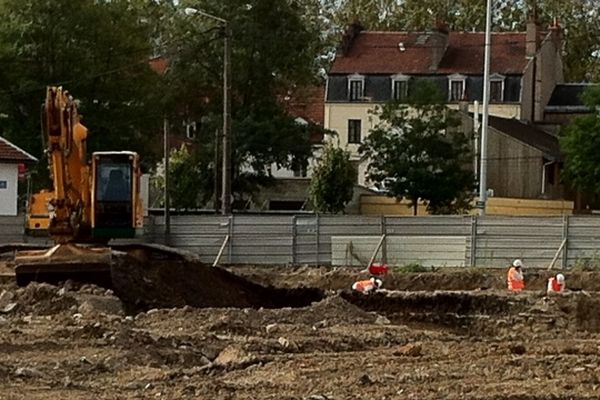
2, 264, 600, 399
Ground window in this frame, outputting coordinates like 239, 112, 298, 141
349, 80, 363, 101
490, 80, 504, 102
96, 163, 132, 202
185, 121, 197, 139
348, 74, 365, 101
0, 180, 6, 189
448, 74, 466, 102
348, 119, 362, 144
449, 80, 464, 101
393, 80, 408, 101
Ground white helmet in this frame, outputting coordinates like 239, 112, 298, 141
513, 259, 523, 268
370, 277, 383, 288
556, 273, 565, 283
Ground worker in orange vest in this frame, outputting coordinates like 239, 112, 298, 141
507, 259, 525, 291
547, 273, 566, 294
352, 277, 383, 294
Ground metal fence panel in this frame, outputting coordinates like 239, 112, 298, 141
6, 213, 600, 268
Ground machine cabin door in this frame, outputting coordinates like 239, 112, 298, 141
92, 153, 136, 239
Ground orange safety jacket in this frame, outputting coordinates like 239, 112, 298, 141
507, 267, 525, 291
352, 279, 377, 293
547, 277, 565, 293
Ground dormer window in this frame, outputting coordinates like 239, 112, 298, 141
448, 74, 466, 102
489, 74, 505, 102
348, 74, 365, 101
391, 74, 409, 101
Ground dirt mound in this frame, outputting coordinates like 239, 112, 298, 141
111, 258, 324, 311
0, 282, 124, 317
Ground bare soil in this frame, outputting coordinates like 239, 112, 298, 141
2, 264, 600, 399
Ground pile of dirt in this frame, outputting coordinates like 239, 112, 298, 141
0, 282, 123, 317
111, 258, 324, 311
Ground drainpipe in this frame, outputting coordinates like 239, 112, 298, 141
473, 101, 480, 180
541, 160, 554, 195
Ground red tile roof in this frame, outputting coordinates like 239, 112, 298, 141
330, 31, 532, 75
0, 136, 38, 163
281, 85, 325, 126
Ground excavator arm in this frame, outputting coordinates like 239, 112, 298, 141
43, 86, 92, 243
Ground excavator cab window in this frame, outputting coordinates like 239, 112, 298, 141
92, 153, 136, 239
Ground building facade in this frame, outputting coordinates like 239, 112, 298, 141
325, 21, 564, 194
0, 136, 37, 216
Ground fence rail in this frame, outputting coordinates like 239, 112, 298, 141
2, 214, 600, 268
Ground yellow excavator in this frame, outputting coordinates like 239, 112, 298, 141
8, 86, 148, 286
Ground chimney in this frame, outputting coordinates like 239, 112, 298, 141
429, 19, 449, 70
339, 21, 364, 56
549, 19, 564, 48
526, 11, 540, 57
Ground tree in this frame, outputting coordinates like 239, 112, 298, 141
560, 86, 600, 194
359, 82, 475, 215
159, 0, 325, 206
309, 143, 356, 213
153, 145, 214, 210
0, 0, 164, 170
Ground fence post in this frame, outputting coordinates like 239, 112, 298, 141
227, 215, 234, 264
315, 214, 320, 265
470, 215, 478, 268
291, 215, 297, 265
562, 214, 569, 269
381, 215, 387, 264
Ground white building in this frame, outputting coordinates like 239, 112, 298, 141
0, 136, 37, 216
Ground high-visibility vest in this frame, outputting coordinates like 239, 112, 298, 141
352, 279, 377, 293
547, 277, 565, 293
507, 267, 525, 291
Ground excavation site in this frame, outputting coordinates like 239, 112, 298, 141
2, 259, 600, 399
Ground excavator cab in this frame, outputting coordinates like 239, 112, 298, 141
91, 151, 142, 240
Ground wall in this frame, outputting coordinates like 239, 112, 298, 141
3, 214, 600, 269
486, 125, 544, 198
360, 195, 573, 216
324, 102, 521, 186
0, 163, 18, 216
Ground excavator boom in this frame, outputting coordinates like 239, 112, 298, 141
11, 87, 143, 286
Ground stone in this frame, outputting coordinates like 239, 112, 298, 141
265, 323, 278, 334
0, 290, 15, 309
14, 367, 44, 378
1, 303, 17, 314
78, 296, 123, 317
214, 345, 253, 367
375, 315, 391, 325
393, 343, 422, 357
146, 308, 160, 316
278, 337, 290, 348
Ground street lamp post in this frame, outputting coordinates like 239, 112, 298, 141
184, 8, 232, 215
478, 0, 492, 215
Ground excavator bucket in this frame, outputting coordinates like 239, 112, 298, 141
14, 243, 113, 287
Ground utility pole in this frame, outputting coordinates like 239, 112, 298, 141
478, 0, 492, 215
221, 21, 232, 215
184, 7, 232, 215
163, 116, 171, 241
214, 128, 220, 213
